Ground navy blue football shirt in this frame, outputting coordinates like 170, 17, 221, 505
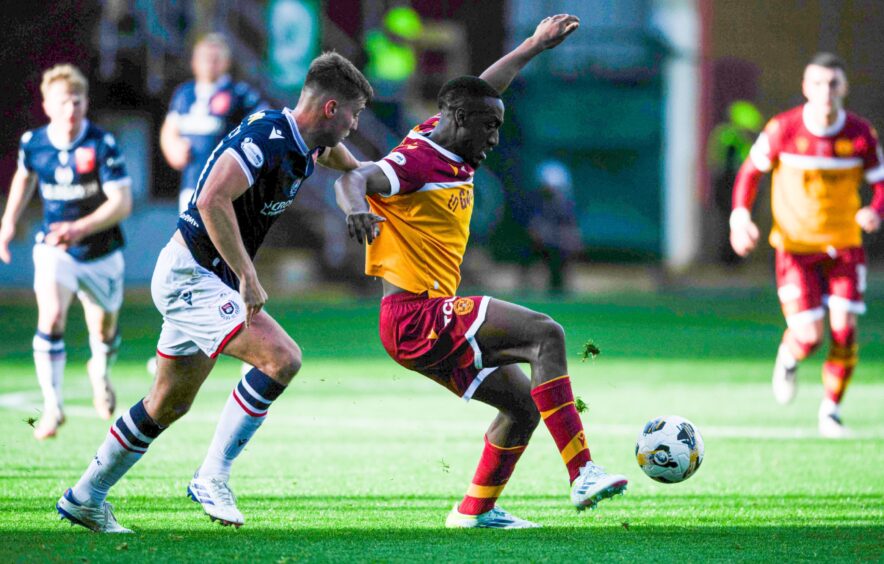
178, 109, 324, 289
18, 121, 130, 261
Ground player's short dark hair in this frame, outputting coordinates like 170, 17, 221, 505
305, 51, 373, 104
437, 76, 501, 110
808, 52, 846, 72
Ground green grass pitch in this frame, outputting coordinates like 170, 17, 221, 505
1, 288, 882, 562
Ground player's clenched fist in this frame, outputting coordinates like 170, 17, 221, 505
855, 206, 881, 233
729, 207, 759, 257
347, 212, 385, 245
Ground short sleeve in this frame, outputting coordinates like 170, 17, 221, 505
375, 147, 429, 196
167, 84, 189, 117
749, 119, 779, 172
17, 131, 33, 173
863, 126, 884, 184
98, 132, 131, 188
223, 121, 276, 186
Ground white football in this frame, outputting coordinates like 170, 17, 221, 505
635, 415, 704, 483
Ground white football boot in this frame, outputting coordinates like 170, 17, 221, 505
772, 344, 798, 405
56, 488, 132, 533
187, 475, 245, 527
570, 461, 628, 511
33, 408, 65, 440
445, 504, 540, 529
818, 399, 851, 439
87, 359, 116, 420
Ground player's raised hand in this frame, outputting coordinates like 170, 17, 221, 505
346, 212, 386, 245
531, 14, 580, 51
0, 222, 14, 263
239, 269, 267, 328
855, 206, 881, 233
729, 208, 759, 257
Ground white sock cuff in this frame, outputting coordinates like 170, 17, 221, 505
33, 333, 65, 355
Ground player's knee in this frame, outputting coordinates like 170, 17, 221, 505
536, 314, 566, 349
38, 310, 67, 334
263, 343, 302, 383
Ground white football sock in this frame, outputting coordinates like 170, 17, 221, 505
33, 333, 64, 413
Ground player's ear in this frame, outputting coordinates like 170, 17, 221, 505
323, 99, 338, 118
454, 107, 467, 127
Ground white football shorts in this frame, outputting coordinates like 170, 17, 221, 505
33, 244, 124, 312
151, 239, 245, 358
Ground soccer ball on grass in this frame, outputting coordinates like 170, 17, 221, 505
635, 415, 704, 483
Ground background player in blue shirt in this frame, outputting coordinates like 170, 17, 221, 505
58, 52, 373, 533
160, 33, 267, 213
0, 64, 133, 440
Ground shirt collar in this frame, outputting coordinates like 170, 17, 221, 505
803, 104, 846, 137
283, 108, 309, 154
407, 129, 464, 163
47, 119, 89, 150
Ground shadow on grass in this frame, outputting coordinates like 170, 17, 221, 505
3, 525, 883, 563
3, 493, 883, 563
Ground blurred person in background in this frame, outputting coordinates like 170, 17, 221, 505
161, 33, 267, 214
363, 5, 422, 133
528, 159, 582, 294
729, 52, 884, 438
0, 64, 132, 440
707, 100, 762, 264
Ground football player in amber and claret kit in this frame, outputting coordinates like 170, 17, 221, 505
729, 52, 884, 438
336, 14, 628, 529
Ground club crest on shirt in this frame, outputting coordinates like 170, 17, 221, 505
218, 299, 241, 320
241, 137, 264, 167
75, 146, 96, 174
453, 297, 474, 316
834, 138, 854, 157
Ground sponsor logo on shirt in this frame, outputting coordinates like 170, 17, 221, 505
241, 137, 264, 167
388, 152, 407, 166
447, 188, 473, 211
42, 181, 100, 201
260, 199, 294, 216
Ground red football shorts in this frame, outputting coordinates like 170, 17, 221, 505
775, 247, 867, 327
379, 292, 498, 400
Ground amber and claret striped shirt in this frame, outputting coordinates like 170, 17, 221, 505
366, 114, 476, 297
748, 105, 884, 253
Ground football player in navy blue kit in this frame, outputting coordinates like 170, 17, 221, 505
58, 52, 373, 533
150, 32, 267, 377
160, 33, 267, 213
1, 65, 132, 440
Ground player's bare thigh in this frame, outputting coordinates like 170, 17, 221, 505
475, 298, 567, 383
34, 280, 76, 335
221, 310, 302, 385
79, 292, 119, 341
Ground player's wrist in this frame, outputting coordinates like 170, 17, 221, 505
729, 207, 752, 230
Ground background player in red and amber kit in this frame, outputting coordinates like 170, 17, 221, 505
729, 53, 884, 438
336, 15, 627, 529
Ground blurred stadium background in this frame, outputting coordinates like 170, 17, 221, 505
3, 0, 883, 295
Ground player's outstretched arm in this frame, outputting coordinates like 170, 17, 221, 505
198, 151, 266, 326
334, 164, 388, 245
729, 159, 763, 257
480, 14, 580, 94
317, 143, 372, 172
0, 168, 38, 263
